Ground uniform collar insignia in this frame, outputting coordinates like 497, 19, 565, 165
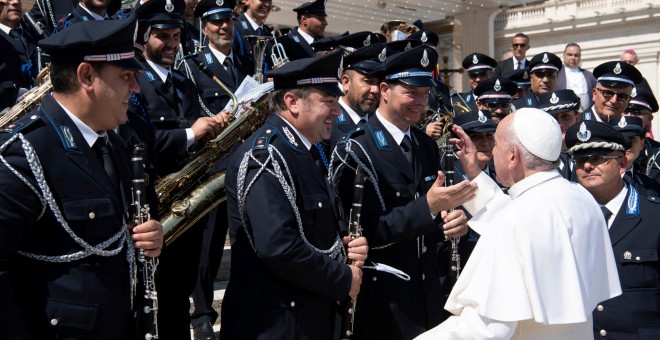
472, 54, 478, 64
404, 42, 412, 51
293, 35, 300, 43
374, 130, 388, 148
523, 71, 529, 79
282, 126, 299, 147
421, 32, 428, 43
494, 79, 501, 91
542, 53, 549, 63
613, 62, 622, 75
631, 87, 637, 98
478, 110, 487, 123
626, 184, 639, 216
61, 126, 77, 149
144, 70, 155, 82
205, 53, 214, 65
550, 92, 559, 104
378, 48, 387, 62
241, 21, 249, 30
577, 122, 591, 142
618, 116, 628, 128
363, 35, 371, 46
337, 112, 347, 123
420, 50, 429, 67
81, 16, 89, 21
165, 0, 174, 12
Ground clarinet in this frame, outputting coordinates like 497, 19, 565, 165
442, 141, 461, 282
130, 143, 160, 340
341, 167, 366, 340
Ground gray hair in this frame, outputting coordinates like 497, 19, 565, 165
269, 87, 312, 113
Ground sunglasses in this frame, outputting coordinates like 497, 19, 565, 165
468, 72, 489, 79
573, 155, 621, 167
531, 70, 557, 79
625, 108, 651, 116
595, 88, 631, 102
512, 44, 528, 48
485, 102, 511, 110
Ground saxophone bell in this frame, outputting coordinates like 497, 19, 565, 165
244, 35, 273, 84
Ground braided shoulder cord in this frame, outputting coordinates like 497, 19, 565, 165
329, 139, 396, 250
647, 150, 660, 176
4, 133, 137, 308
181, 60, 216, 117
237, 145, 346, 262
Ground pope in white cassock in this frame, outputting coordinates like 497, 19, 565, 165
415, 108, 621, 340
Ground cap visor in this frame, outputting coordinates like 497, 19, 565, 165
466, 126, 496, 134
110, 58, 144, 71
312, 84, 344, 97
398, 77, 435, 87
571, 148, 612, 157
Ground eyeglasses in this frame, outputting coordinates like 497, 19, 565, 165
595, 88, 631, 102
512, 44, 528, 49
573, 155, 621, 167
485, 102, 511, 110
531, 70, 557, 79
625, 109, 651, 116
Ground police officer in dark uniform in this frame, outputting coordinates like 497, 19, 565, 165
538, 89, 581, 181
512, 51, 562, 109
0, 31, 20, 110
276, 0, 327, 62
609, 115, 659, 192
133, 1, 228, 338
221, 51, 368, 340
0, 16, 164, 339
581, 61, 642, 123
452, 53, 497, 112
232, 0, 273, 71
567, 120, 660, 339
0, 0, 39, 90
503, 68, 531, 99
180, 0, 253, 117
473, 77, 517, 126
625, 82, 660, 180
332, 45, 476, 340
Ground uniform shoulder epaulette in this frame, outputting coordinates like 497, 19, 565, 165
251, 127, 278, 151
2, 112, 44, 135
339, 126, 366, 144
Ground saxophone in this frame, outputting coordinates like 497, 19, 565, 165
0, 67, 51, 128
158, 92, 271, 245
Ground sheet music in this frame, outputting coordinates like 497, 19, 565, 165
223, 75, 274, 117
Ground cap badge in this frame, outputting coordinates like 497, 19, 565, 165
478, 110, 487, 123
282, 126, 299, 147
631, 87, 637, 98
378, 48, 387, 62
577, 122, 591, 142
550, 92, 559, 104
618, 116, 628, 128
363, 35, 371, 47
165, 0, 174, 12
472, 54, 479, 65
216, 0, 224, 6
421, 32, 428, 43
614, 62, 622, 75
523, 71, 529, 79
542, 53, 549, 63
404, 42, 412, 51
494, 79, 501, 92
420, 50, 429, 67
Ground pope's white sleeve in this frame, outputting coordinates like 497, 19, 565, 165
462, 171, 506, 216
414, 306, 518, 340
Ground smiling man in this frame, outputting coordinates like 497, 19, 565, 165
332, 45, 476, 340
233, 0, 273, 65
277, 0, 328, 62
221, 51, 368, 340
582, 61, 643, 123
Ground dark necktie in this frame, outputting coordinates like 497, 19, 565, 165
9, 28, 27, 53
600, 205, 612, 225
256, 26, 264, 36
401, 135, 414, 165
164, 73, 180, 103
518, 61, 524, 70
93, 136, 119, 193
223, 57, 236, 85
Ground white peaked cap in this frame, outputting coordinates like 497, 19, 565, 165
513, 107, 562, 162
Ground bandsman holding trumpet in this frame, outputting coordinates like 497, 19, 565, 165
0, 17, 163, 339
221, 51, 368, 339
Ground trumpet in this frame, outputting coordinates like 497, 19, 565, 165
270, 31, 289, 69
449, 89, 471, 116
244, 35, 273, 84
